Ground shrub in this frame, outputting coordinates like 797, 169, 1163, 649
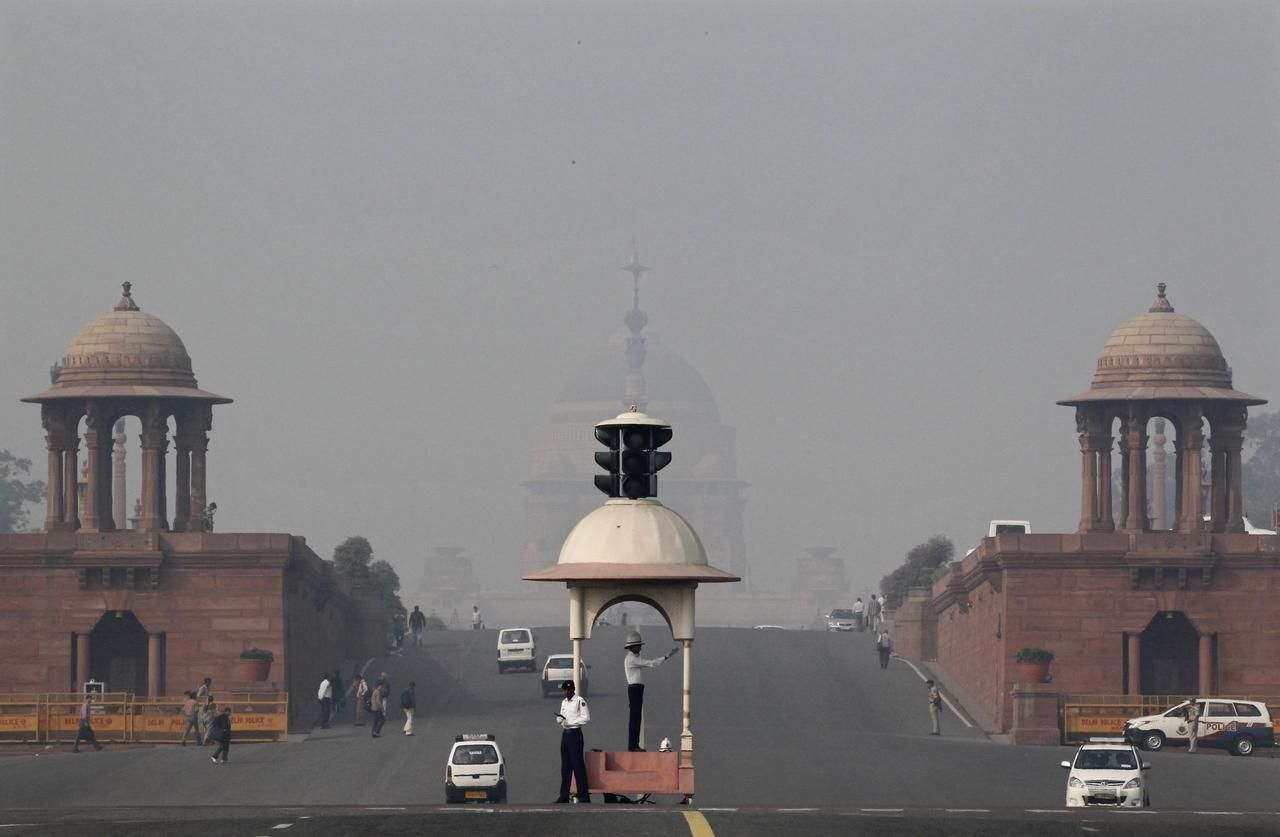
1015, 647, 1054, 664
239, 647, 275, 662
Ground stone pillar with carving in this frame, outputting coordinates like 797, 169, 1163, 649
1116, 430, 1130, 531
112, 420, 127, 532
1076, 408, 1100, 533
80, 407, 110, 531
1178, 408, 1205, 534
1122, 411, 1149, 533
138, 406, 170, 533
1150, 418, 1167, 530
1217, 406, 1247, 534
1098, 424, 1114, 531
172, 414, 195, 533
1208, 425, 1227, 532
41, 405, 67, 531
187, 405, 211, 530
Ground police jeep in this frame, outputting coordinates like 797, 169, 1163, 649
445, 734, 507, 803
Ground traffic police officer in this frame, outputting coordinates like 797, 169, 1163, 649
927, 679, 942, 735
555, 679, 591, 803
623, 630, 678, 751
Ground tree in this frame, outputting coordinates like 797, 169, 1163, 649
0, 451, 46, 534
1244, 410, 1280, 528
879, 535, 955, 610
333, 536, 374, 577
369, 559, 404, 615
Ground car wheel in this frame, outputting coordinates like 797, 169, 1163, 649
1232, 735, 1254, 756
1141, 731, 1165, 752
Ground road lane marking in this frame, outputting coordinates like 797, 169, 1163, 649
895, 656, 975, 728
1026, 809, 1062, 813
272, 826, 293, 831
946, 809, 991, 813
699, 808, 737, 812
1081, 828, 1100, 833
683, 811, 715, 837
1194, 812, 1243, 816
860, 808, 904, 813
366, 807, 406, 811
778, 808, 818, 812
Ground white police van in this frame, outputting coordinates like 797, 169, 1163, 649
445, 733, 507, 803
496, 627, 536, 673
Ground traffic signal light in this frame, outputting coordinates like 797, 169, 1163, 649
593, 414, 673, 499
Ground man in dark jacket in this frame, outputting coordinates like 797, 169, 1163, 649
401, 681, 417, 736
209, 707, 233, 763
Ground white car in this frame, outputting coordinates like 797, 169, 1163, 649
496, 628, 536, 673
541, 653, 588, 697
1061, 739, 1149, 808
1124, 699, 1275, 756
826, 609, 856, 631
445, 734, 507, 803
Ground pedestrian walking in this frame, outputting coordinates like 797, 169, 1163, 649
209, 707, 232, 763
354, 672, 369, 726
1185, 699, 1201, 753
472, 605, 483, 631
179, 690, 200, 745
927, 679, 942, 735
622, 631, 677, 752
554, 680, 591, 804
401, 681, 417, 736
868, 595, 882, 632
853, 597, 866, 632
72, 693, 104, 752
876, 629, 893, 669
370, 674, 389, 738
316, 673, 333, 729
409, 606, 427, 646
195, 677, 213, 744
332, 669, 345, 716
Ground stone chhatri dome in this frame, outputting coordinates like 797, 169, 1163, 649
1059, 284, 1264, 406
24, 283, 230, 404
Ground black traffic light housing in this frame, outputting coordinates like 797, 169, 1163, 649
593, 413, 673, 500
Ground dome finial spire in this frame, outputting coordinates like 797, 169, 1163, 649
1149, 282, 1174, 313
114, 282, 140, 312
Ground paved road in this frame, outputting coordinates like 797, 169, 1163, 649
2, 626, 1278, 818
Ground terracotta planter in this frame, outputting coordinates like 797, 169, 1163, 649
1017, 661, 1049, 684
239, 659, 272, 681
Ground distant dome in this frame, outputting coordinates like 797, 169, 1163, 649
1060, 284, 1264, 406
556, 335, 720, 423
24, 284, 230, 404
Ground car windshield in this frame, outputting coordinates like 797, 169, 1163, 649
547, 657, 573, 668
1162, 702, 1190, 718
830, 610, 854, 619
501, 630, 530, 643
452, 745, 498, 765
1074, 749, 1136, 770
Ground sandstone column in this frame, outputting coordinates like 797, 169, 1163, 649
1077, 409, 1100, 532
63, 435, 79, 530
42, 407, 66, 531
1123, 414, 1148, 533
1173, 444, 1184, 531
1198, 634, 1213, 696
112, 420, 127, 533
1208, 437, 1227, 532
147, 633, 163, 696
172, 446, 190, 532
1219, 407, 1247, 534
189, 420, 210, 529
1098, 433, 1115, 530
76, 633, 90, 689
1150, 419, 1167, 530
138, 408, 170, 532
1117, 432, 1130, 531
1127, 634, 1141, 695
80, 412, 106, 532
1179, 412, 1205, 533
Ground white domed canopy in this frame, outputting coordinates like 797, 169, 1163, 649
523, 499, 738, 583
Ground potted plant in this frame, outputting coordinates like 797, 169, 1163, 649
1015, 648, 1054, 684
238, 648, 274, 681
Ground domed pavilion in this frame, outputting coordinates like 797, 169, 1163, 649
23, 282, 231, 534
891, 285, 1279, 746
1059, 283, 1265, 535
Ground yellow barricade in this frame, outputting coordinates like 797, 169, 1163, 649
129, 692, 288, 744
43, 693, 131, 744
0, 695, 43, 744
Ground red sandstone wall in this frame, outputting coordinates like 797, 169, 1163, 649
934, 576, 1006, 728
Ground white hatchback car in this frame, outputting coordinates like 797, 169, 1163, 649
496, 628, 536, 673
445, 734, 507, 803
541, 653, 588, 697
1061, 739, 1149, 808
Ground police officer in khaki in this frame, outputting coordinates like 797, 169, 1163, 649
927, 679, 942, 735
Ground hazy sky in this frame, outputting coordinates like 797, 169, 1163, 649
2, 1, 1278, 594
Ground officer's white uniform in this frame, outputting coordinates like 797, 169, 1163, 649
556, 684, 591, 802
